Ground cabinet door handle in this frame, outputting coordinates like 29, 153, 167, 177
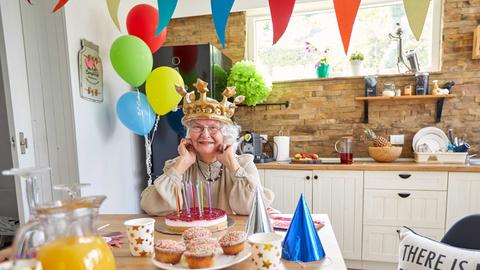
399, 173, 411, 179
313, 175, 318, 180
306, 176, 311, 180
398, 193, 411, 198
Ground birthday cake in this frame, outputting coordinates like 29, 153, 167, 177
165, 208, 227, 232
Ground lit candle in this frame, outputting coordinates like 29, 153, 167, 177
183, 182, 190, 217
200, 180, 204, 211
192, 182, 196, 209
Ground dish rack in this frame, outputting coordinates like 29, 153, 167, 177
414, 152, 467, 164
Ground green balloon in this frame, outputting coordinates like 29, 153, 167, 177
110, 35, 153, 87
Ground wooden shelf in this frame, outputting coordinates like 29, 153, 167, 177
355, 94, 456, 101
355, 94, 456, 123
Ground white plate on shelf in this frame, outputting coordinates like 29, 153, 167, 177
412, 127, 449, 152
151, 245, 252, 270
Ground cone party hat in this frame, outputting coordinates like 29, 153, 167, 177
245, 186, 273, 236
282, 193, 325, 262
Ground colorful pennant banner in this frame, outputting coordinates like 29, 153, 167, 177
403, 0, 430, 41
333, 0, 361, 55
211, 0, 235, 48
268, 0, 296, 45
107, 0, 121, 31
52, 0, 69, 13
156, 0, 178, 35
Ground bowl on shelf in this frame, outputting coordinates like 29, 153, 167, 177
368, 146, 402, 162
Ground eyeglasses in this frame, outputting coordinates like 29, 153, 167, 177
190, 125, 222, 134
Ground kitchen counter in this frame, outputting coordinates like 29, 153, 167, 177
255, 160, 480, 172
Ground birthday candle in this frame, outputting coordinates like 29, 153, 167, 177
192, 182, 196, 209
182, 182, 190, 216
175, 185, 180, 217
200, 181, 204, 211
207, 181, 212, 214
196, 183, 202, 217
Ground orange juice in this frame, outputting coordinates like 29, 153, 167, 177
37, 236, 116, 270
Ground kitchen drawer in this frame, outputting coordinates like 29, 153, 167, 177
362, 225, 444, 263
364, 189, 446, 228
365, 171, 447, 191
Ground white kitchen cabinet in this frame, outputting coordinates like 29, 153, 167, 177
364, 189, 446, 228
446, 172, 480, 229
263, 169, 312, 213
362, 225, 444, 263
312, 170, 363, 260
258, 169, 265, 186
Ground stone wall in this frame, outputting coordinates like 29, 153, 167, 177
166, 2, 480, 158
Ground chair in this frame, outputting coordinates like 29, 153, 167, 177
441, 214, 480, 249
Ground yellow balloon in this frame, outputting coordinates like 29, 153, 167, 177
146, 67, 184, 115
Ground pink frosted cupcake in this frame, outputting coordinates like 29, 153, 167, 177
186, 237, 221, 254
219, 231, 246, 255
154, 239, 186, 264
184, 242, 216, 269
182, 227, 212, 243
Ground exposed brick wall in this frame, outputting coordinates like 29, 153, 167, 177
166, 3, 480, 158
164, 12, 246, 63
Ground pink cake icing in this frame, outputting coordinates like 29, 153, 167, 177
219, 231, 246, 247
182, 227, 212, 242
165, 208, 227, 230
155, 239, 186, 253
184, 242, 216, 258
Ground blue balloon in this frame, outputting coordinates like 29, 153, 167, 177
116, 91, 156, 136
166, 109, 186, 138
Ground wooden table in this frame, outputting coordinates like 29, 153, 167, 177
100, 214, 347, 270
0, 214, 347, 269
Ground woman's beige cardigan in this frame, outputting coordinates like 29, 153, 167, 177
140, 154, 274, 216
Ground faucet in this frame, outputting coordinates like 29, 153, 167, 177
389, 23, 414, 73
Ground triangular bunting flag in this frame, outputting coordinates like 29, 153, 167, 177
333, 0, 361, 55
156, 0, 178, 35
211, 0, 235, 48
107, 0, 121, 32
52, 0, 69, 13
268, 0, 296, 45
403, 0, 430, 41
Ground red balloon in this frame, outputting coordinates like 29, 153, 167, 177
127, 4, 167, 54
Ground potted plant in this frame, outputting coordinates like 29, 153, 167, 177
305, 42, 330, 78
349, 51, 364, 76
227, 60, 272, 106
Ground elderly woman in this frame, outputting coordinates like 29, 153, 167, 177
140, 80, 274, 216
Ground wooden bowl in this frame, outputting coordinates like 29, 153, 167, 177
368, 146, 402, 162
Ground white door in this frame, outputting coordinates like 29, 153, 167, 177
446, 172, 480, 229
263, 169, 312, 213
0, 0, 37, 223
312, 170, 363, 260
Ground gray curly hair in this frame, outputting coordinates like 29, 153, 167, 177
184, 120, 241, 151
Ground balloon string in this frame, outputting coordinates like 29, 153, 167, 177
145, 115, 160, 185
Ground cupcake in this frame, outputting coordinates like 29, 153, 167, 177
154, 239, 186, 264
186, 237, 221, 255
182, 227, 212, 243
219, 231, 246, 255
184, 242, 216, 269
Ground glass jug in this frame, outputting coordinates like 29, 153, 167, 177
334, 136, 353, 164
10, 196, 116, 270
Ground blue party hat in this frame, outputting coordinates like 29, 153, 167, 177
281, 194, 326, 262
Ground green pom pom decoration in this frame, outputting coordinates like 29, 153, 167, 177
227, 60, 272, 106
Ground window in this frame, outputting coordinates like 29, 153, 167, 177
247, 0, 442, 82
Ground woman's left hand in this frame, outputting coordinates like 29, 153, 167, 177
217, 144, 240, 172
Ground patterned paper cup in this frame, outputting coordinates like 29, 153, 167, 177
124, 218, 155, 257
248, 232, 283, 270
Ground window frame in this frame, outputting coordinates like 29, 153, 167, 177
246, 0, 443, 82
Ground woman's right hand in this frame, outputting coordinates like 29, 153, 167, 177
174, 139, 196, 175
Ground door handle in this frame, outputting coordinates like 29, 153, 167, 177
305, 176, 311, 180
398, 173, 411, 179
313, 175, 318, 180
398, 193, 411, 198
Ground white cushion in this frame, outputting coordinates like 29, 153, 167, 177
398, 227, 480, 270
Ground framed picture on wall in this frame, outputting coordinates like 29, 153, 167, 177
78, 39, 103, 102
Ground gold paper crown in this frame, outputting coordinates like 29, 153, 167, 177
176, 79, 245, 125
